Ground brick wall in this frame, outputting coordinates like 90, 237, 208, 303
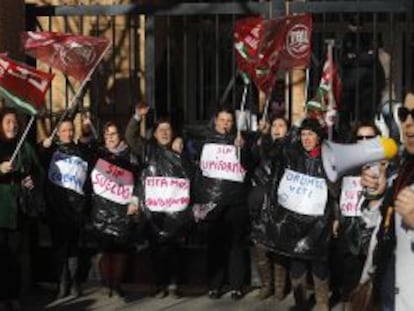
0, 0, 25, 60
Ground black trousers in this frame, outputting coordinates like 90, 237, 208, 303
206, 204, 249, 291
341, 252, 365, 300
150, 241, 182, 288
0, 229, 21, 301
50, 222, 83, 284
290, 258, 329, 281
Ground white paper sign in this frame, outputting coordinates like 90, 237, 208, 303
340, 176, 363, 217
277, 169, 328, 216
200, 143, 246, 182
91, 159, 134, 205
145, 176, 190, 213
48, 150, 88, 195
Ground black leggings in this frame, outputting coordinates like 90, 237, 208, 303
0, 229, 20, 301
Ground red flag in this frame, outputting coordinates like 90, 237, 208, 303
234, 17, 278, 93
234, 16, 264, 81
319, 50, 342, 110
0, 54, 54, 115
21, 31, 111, 81
234, 14, 312, 93
278, 14, 312, 70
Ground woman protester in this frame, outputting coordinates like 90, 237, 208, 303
192, 106, 252, 300
0, 107, 44, 311
125, 105, 194, 298
41, 118, 92, 299
270, 118, 340, 311
249, 116, 291, 300
90, 122, 140, 298
335, 122, 383, 310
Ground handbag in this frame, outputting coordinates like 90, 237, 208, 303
19, 186, 47, 219
349, 278, 378, 311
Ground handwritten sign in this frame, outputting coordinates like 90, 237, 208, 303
200, 143, 246, 182
340, 176, 363, 217
48, 150, 88, 195
91, 159, 134, 205
277, 169, 328, 216
145, 176, 190, 213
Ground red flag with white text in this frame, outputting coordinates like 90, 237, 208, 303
277, 14, 312, 70
21, 31, 111, 81
234, 14, 312, 93
0, 54, 54, 115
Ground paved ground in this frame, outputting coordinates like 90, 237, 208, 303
22, 284, 344, 311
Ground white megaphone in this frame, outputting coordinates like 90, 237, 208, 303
322, 136, 398, 182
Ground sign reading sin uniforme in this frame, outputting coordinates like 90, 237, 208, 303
200, 143, 246, 182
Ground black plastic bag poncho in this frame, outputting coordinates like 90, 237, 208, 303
138, 142, 194, 243
253, 142, 339, 261
192, 128, 251, 220
90, 145, 139, 246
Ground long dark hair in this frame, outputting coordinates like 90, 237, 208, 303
0, 107, 19, 142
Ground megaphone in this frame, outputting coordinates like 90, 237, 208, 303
322, 137, 398, 182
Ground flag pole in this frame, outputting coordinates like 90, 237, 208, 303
49, 41, 112, 140
261, 96, 270, 123
237, 84, 248, 159
10, 115, 35, 164
326, 39, 335, 141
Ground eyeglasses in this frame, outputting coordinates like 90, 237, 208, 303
104, 132, 118, 137
356, 135, 375, 140
397, 107, 414, 123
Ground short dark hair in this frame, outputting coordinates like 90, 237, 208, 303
348, 121, 381, 143
215, 105, 235, 119
299, 118, 325, 140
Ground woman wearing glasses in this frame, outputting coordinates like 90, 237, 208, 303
335, 121, 383, 311
90, 122, 139, 298
361, 90, 414, 311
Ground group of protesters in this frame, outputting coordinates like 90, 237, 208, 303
0, 86, 414, 311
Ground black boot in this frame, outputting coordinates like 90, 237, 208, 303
255, 246, 273, 300
56, 267, 70, 299
291, 274, 310, 311
68, 257, 82, 298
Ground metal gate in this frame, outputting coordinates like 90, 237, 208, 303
26, 0, 413, 136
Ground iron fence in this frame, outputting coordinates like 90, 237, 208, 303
26, 0, 413, 136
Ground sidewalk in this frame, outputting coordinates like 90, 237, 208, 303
23, 284, 343, 311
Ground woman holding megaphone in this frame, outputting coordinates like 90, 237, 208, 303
270, 118, 339, 311
360, 90, 414, 311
